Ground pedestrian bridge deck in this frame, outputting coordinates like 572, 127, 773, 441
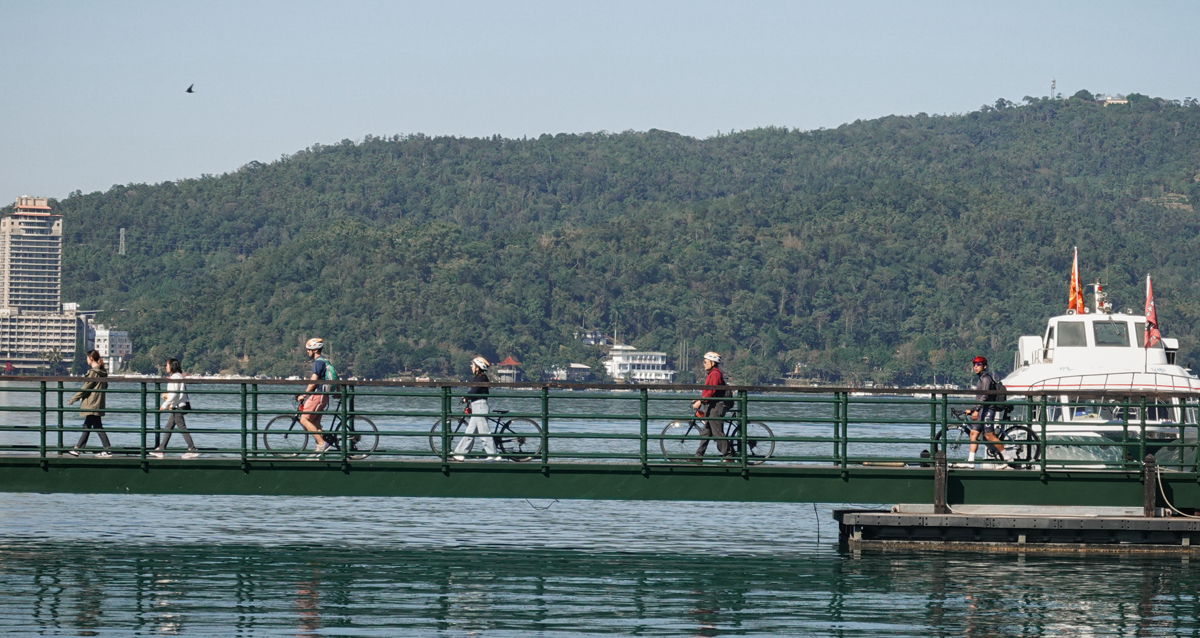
1, 376, 1197, 509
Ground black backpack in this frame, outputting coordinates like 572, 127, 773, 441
989, 374, 1009, 406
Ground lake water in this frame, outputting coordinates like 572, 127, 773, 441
2, 383, 1199, 635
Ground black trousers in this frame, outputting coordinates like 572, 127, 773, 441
694, 402, 731, 457
75, 414, 110, 449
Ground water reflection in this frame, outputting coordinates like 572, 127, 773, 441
2, 541, 1198, 636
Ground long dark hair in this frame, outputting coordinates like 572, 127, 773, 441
86, 349, 106, 371
166, 358, 181, 375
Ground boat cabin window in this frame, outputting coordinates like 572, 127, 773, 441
1105, 400, 1176, 423
1057, 322, 1087, 347
1134, 323, 1165, 349
1044, 326, 1054, 349
1093, 321, 1130, 347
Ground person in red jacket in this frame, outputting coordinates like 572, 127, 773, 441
691, 351, 733, 460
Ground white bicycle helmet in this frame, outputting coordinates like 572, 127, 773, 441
471, 356, 490, 370
703, 351, 722, 364
305, 337, 324, 351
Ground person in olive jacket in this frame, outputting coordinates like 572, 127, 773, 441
67, 349, 111, 457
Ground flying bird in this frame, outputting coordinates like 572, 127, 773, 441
186, 84, 194, 93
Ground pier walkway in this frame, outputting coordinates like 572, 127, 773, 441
1, 377, 1197, 510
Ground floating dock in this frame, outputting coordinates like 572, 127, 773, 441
835, 504, 1200, 553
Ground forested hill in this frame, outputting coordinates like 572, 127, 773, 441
26, 92, 1200, 383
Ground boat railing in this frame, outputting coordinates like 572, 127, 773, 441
1024, 371, 1200, 395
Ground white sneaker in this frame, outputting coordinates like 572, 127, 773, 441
486, 455, 502, 462
451, 454, 466, 461
314, 443, 332, 454
181, 451, 200, 459
96, 451, 112, 458
67, 448, 80, 457
149, 451, 165, 459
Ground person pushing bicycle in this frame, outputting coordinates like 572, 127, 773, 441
453, 356, 499, 461
691, 351, 734, 460
297, 338, 334, 454
963, 355, 1010, 464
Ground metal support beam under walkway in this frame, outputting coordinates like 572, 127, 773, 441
3, 458, 1198, 509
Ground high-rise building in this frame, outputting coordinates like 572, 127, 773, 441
0, 196, 63, 312
0, 196, 79, 373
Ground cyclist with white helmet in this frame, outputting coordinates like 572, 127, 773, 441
297, 337, 333, 453
690, 351, 734, 460
453, 356, 499, 461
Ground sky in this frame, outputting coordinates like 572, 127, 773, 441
2, 1, 1197, 201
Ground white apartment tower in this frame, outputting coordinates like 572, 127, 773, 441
0, 196, 78, 373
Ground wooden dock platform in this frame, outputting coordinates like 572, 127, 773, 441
835, 504, 1200, 553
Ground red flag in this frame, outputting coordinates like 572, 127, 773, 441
1068, 247, 1085, 314
1145, 275, 1161, 348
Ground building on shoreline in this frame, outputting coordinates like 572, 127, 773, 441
602, 345, 676, 383
0, 197, 80, 373
92, 324, 132, 372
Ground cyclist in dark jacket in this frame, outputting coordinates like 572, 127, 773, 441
964, 356, 1007, 464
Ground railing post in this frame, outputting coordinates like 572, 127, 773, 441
541, 386, 551, 471
1139, 395, 1148, 466
39, 381, 47, 463
251, 383, 259, 454
928, 393, 938, 456
840, 392, 849, 472
638, 387, 648, 472
738, 389, 749, 468
939, 393, 948, 457
56, 381, 64, 455
832, 393, 842, 465
340, 382, 350, 464
1039, 394, 1048, 476
140, 382, 148, 462
153, 381, 162, 450
1122, 397, 1131, 470
440, 385, 451, 466
240, 383, 248, 466
933, 451, 948, 514
1143, 454, 1158, 517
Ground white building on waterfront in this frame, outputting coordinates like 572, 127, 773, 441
602, 345, 676, 383
0, 197, 79, 373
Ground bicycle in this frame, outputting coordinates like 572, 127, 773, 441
428, 409, 543, 461
933, 408, 1040, 468
660, 407, 775, 464
262, 396, 379, 459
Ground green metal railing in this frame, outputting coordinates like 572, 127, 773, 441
0, 376, 1197, 474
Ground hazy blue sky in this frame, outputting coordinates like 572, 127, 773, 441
2, 1, 1196, 201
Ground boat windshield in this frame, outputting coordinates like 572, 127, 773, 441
1058, 322, 1087, 347
1093, 321, 1130, 347
1067, 397, 1176, 422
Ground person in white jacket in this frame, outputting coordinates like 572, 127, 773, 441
150, 358, 200, 459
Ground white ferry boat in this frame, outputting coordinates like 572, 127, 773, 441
1002, 281, 1199, 468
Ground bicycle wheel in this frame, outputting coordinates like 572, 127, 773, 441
495, 418, 542, 462
263, 415, 309, 457
660, 420, 702, 461
933, 426, 967, 457
429, 419, 464, 457
344, 416, 378, 460
998, 424, 1040, 468
738, 422, 775, 464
